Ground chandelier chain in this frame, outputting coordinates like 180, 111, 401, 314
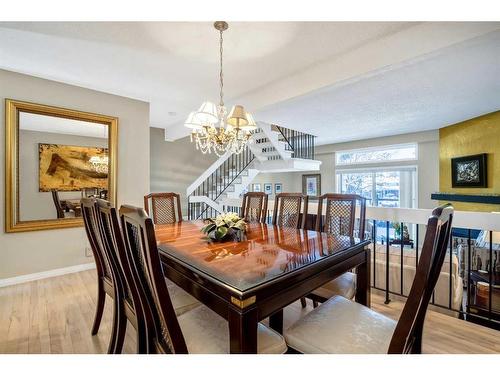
219, 28, 224, 108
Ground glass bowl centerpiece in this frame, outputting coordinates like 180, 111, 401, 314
201, 212, 247, 242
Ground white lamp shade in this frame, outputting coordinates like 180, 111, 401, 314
227, 105, 249, 127
196, 101, 219, 124
184, 111, 203, 129
239, 112, 257, 131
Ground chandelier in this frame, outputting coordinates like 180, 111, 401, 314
89, 155, 109, 174
184, 21, 257, 157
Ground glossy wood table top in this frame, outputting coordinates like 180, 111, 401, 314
155, 220, 365, 293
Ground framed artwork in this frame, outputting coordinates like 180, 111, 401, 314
39, 143, 109, 192
274, 183, 283, 194
302, 174, 321, 197
264, 183, 272, 195
451, 154, 487, 188
252, 183, 262, 192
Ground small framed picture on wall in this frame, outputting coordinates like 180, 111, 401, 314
264, 183, 272, 195
451, 154, 487, 188
274, 183, 282, 195
252, 183, 262, 192
302, 174, 321, 198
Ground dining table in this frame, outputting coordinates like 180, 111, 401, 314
155, 220, 371, 353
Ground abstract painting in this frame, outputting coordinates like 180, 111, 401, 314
451, 153, 487, 188
39, 143, 109, 192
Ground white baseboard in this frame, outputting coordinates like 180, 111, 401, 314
0, 262, 96, 288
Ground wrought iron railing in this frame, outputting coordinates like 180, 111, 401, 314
188, 146, 255, 220
274, 125, 315, 160
222, 199, 500, 331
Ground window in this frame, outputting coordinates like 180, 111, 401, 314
337, 167, 417, 243
335, 144, 417, 166
336, 168, 417, 208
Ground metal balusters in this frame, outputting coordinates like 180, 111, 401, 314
400, 222, 404, 295
467, 229, 472, 316
449, 232, 453, 309
372, 219, 377, 288
189, 147, 255, 220
489, 230, 493, 318
385, 221, 391, 304
275, 125, 315, 160
415, 224, 419, 266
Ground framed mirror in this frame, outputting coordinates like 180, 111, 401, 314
5, 99, 118, 232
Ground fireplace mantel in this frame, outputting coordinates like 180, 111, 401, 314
431, 192, 500, 205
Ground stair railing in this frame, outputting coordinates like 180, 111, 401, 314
188, 146, 255, 220
275, 125, 315, 160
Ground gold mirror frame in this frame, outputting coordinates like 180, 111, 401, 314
5, 99, 118, 233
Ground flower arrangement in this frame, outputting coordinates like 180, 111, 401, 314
201, 212, 247, 242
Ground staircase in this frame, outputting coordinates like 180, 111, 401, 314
187, 122, 321, 219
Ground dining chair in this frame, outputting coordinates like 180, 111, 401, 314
99, 189, 108, 200
119, 204, 287, 354
272, 193, 309, 229
95, 198, 147, 354
241, 192, 268, 223
144, 192, 183, 225
81, 197, 116, 353
51, 190, 65, 218
304, 194, 367, 307
94, 198, 201, 354
272, 193, 308, 308
82, 187, 98, 198
285, 204, 454, 354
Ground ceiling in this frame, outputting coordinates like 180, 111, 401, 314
257, 30, 500, 145
1, 22, 499, 144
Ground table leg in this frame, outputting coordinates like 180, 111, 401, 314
228, 306, 258, 354
269, 309, 284, 334
355, 247, 371, 307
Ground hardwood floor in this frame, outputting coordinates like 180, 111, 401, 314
0, 269, 498, 354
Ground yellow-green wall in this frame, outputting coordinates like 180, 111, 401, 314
439, 111, 500, 212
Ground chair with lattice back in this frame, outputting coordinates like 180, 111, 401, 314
241, 192, 268, 223
304, 194, 367, 307
119, 204, 287, 354
144, 192, 183, 225
272, 193, 308, 229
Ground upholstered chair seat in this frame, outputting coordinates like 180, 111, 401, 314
285, 296, 397, 354
312, 272, 356, 301
178, 304, 288, 354
287, 205, 454, 354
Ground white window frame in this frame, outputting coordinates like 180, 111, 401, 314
335, 143, 418, 167
335, 165, 419, 208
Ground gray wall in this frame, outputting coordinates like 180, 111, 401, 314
19, 130, 107, 221
0, 69, 150, 279
251, 171, 302, 197
150, 128, 218, 214
254, 130, 439, 209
